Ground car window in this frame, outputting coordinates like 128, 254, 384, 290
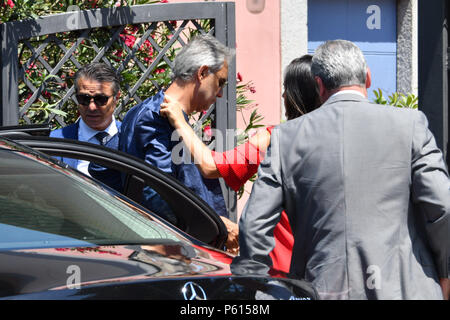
88, 161, 178, 226
3, 137, 228, 249
0, 148, 182, 250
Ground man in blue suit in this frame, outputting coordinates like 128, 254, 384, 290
50, 62, 122, 176
119, 34, 238, 251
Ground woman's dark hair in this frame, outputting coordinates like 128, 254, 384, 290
283, 54, 320, 120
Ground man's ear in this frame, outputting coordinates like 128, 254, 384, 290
315, 76, 327, 103
197, 65, 209, 82
365, 67, 372, 89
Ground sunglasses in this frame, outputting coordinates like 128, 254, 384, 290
76, 93, 112, 107
212, 73, 228, 89
219, 78, 228, 89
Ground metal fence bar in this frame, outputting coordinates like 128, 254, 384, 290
3, 3, 231, 39
215, 2, 237, 220
0, 23, 19, 125
418, 0, 449, 169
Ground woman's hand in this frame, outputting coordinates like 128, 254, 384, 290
160, 94, 186, 129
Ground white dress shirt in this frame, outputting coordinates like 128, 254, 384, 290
330, 89, 366, 99
76, 117, 118, 176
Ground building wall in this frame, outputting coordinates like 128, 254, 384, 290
234, 0, 281, 130
233, 0, 282, 216
280, 0, 308, 121
397, 0, 418, 95
308, 0, 398, 101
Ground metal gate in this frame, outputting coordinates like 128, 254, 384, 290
0, 2, 238, 219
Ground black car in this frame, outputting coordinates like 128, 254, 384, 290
0, 130, 318, 300
1, 124, 227, 249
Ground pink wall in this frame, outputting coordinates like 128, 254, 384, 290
234, 0, 281, 130
233, 0, 281, 216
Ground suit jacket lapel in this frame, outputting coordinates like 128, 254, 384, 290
61, 122, 79, 169
61, 121, 79, 140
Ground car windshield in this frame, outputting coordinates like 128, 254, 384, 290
0, 147, 183, 250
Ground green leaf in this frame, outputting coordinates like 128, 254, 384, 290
47, 108, 67, 116
373, 89, 419, 109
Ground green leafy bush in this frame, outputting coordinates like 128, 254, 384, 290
373, 88, 418, 109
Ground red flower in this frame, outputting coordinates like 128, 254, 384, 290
203, 125, 212, 140
42, 91, 51, 99
7, 0, 14, 8
140, 40, 154, 56
24, 93, 32, 104
130, 26, 139, 34
25, 62, 37, 75
237, 72, 243, 82
114, 49, 123, 58
160, 0, 169, 3
88, 0, 98, 8
143, 39, 152, 48
120, 34, 136, 48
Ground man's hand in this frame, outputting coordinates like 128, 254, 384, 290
220, 216, 239, 255
440, 278, 449, 300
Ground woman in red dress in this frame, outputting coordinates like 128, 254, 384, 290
160, 55, 320, 273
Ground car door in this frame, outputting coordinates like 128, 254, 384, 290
2, 133, 227, 249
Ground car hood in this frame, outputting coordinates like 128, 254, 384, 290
0, 244, 318, 300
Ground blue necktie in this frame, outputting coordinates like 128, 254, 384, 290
94, 131, 109, 146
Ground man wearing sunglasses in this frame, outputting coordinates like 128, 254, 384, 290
119, 34, 238, 252
50, 62, 121, 176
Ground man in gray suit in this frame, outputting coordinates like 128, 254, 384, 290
231, 40, 450, 300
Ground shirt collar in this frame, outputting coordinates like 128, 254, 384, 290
160, 89, 189, 123
78, 117, 118, 142
330, 89, 366, 99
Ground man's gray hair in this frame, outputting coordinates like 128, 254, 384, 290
311, 40, 368, 90
171, 33, 235, 82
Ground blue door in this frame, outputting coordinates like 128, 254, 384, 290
308, 0, 397, 100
